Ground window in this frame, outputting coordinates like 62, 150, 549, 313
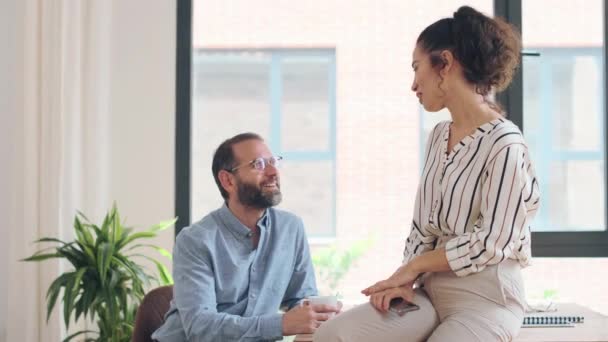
176, 1, 607, 311
177, 0, 496, 304
495, 0, 608, 256
190, 49, 336, 237
523, 47, 604, 232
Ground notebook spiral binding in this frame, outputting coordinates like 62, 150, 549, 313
522, 315, 584, 326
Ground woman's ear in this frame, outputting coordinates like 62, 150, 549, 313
439, 50, 455, 77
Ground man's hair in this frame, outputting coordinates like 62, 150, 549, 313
212, 132, 264, 200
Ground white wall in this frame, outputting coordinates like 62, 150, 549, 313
108, 0, 176, 272
1, 0, 176, 340
1, 0, 19, 340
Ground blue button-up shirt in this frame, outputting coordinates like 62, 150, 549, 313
152, 204, 318, 342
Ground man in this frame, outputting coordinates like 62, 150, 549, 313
152, 133, 339, 341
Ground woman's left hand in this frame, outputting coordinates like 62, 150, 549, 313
361, 264, 419, 296
369, 286, 415, 313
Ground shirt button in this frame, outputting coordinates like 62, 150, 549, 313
246, 232, 252, 237
251, 293, 256, 299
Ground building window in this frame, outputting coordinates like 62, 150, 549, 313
190, 49, 337, 237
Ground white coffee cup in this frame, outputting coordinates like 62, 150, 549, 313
302, 295, 339, 317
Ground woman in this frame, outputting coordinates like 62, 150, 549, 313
314, 6, 540, 342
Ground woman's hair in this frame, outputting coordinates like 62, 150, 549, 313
417, 6, 521, 97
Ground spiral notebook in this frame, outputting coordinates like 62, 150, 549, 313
522, 315, 585, 328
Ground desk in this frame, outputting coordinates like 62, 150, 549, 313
516, 303, 608, 342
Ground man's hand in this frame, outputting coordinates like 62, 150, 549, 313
368, 286, 415, 313
282, 303, 340, 335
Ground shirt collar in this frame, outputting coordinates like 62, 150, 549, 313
218, 203, 270, 239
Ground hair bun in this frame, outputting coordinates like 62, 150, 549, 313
452, 6, 521, 94
453, 6, 485, 22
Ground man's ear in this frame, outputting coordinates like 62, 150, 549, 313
218, 170, 235, 196
439, 50, 455, 77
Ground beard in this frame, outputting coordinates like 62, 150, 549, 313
236, 178, 282, 209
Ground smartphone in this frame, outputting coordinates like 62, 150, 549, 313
389, 297, 420, 316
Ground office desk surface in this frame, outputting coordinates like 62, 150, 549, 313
516, 303, 608, 342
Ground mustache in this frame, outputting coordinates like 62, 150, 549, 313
261, 177, 280, 186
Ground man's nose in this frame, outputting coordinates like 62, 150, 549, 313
264, 162, 278, 176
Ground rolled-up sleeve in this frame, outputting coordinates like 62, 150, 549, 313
445, 143, 540, 277
402, 219, 438, 265
173, 230, 284, 341
402, 123, 443, 265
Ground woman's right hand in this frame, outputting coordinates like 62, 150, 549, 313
369, 285, 415, 313
362, 264, 420, 296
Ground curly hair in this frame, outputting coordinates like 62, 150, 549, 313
417, 6, 522, 97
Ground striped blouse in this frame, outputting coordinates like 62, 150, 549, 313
403, 118, 540, 277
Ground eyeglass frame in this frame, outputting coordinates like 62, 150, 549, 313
227, 156, 283, 173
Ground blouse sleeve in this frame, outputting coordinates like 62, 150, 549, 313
444, 142, 540, 276
402, 122, 445, 264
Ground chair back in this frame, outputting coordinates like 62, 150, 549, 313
132, 285, 174, 342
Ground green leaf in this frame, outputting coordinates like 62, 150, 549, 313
79, 280, 97, 320
57, 244, 87, 268
62, 272, 76, 329
28, 245, 59, 256
33, 237, 68, 245
21, 253, 62, 262
76, 209, 90, 222
84, 223, 103, 239
80, 244, 96, 266
131, 254, 173, 285
71, 268, 86, 300
158, 264, 173, 285
97, 243, 114, 284
111, 205, 122, 243
62, 330, 98, 342
101, 212, 111, 240
117, 231, 157, 249
74, 216, 95, 247
45, 272, 72, 322
115, 228, 134, 251
147, 218, 177, 233
126, 244, 172, 260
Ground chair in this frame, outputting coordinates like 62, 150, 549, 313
132, 285, 174, 342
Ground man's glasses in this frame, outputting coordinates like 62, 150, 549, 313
229, 156, 283, 173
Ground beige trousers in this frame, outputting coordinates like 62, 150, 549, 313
314, 259, 526, 342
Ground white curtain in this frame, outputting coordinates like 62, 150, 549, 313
7, 1, 112, 341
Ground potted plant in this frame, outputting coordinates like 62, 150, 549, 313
23, 204, 175, 342
312, 237, 375, 296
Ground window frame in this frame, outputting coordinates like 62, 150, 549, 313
175, 0, 191, 237
494, 0, 608, 256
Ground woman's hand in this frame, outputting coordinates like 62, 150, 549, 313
361, 264, 419, 296
369, 285, 415, 313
